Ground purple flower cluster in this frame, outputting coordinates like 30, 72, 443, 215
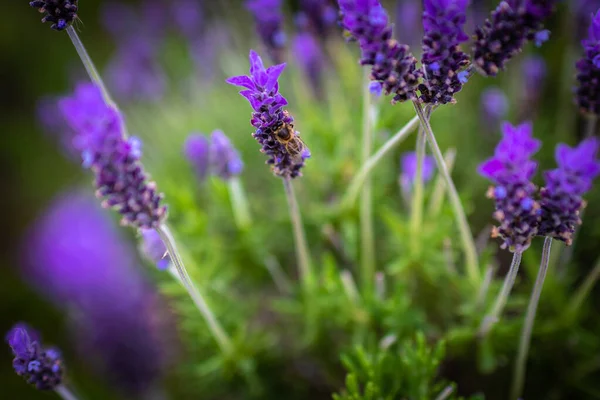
538, 138, 600, 244
6, 324, 63, 390
419, 0, 470, 105
478, 122, 541, 252
246, 0, 286, 63
473, 0, 557, 76
338, 0, 421, 103
227, 50, 310, 179
576, 10, 600, 115
184, 130, 244, 181
29, 0, 78, 31
58, 83, 167, 229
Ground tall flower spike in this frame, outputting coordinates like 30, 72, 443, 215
538, 138, 600, 244
6, 324, 63, 390
227, 50, 310, 179
58, 83, 167, 229
184, 134, 211, 182
473, 0, 557, 76
419, 0, 470, 105
338, 0, 422, 103
246, 0, 286, 63
30, 0, 78, 31
209, 130, 244, 180
575, 10, 600, 115
478, 121, 542, 252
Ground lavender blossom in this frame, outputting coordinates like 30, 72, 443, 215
338, 0, 421, 103
538, 138, 600, 244
209, 130, 244, 180
292, 32, 325, 96
296, 0, 338, 37
575, 10, 600, 116
58, 83, 167, 229
246, 0, 286, 63
522, 55, 547, 98
400, 152, 436, 194
29, 0, 78, 31
227, 50, 310, 178
184, 133, 211, 181
481, 87, 509, 127
140, 229, 171, 270
170, 0, 204, 39
473, 0, 557, 77
478, 121, 541, 252
6, 324, 63, 390
419, 0, 470, 105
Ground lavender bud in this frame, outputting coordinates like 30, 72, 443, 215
246, 0, 286, 63
29, 0, 78, 31
6, 323, 63, 390
209, 130, 244, 180
184, 133, 211, 182
575, 10, 600, 116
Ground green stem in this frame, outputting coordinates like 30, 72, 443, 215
228, 177, 252, 230
412, 101, 480, 284
55, 386, 79, 400
478, 252, 522, 337
511, 237, 553, 400
341, 115, 420, 210
566, 255, 600, 319
434, 386, 454, 400
427, 148, 456, 216
156, 224, 232, 354
585, 115, 598, 138
282, 178, 314, 293
410, 108, 430, 251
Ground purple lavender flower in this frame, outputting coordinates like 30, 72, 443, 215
296, 0, 338, 37
394, 0, 422, 49
293, 32, 325, 96
400, 152, 436, 193
170, 0, 204, 39
338, 0, 421, 103
478, 121, 542, 252
209, 130, 244, 180
6, 323, 63, 390
538, 138, 600, 244
419, 0, 470, 105
29, 0, 78, 31
575, 10, 600, 115
24, 191, 174, 395
481, 87, 509, 127
246, 0, 286, 63
58, 83, 167, 229
227, 50, 310, 178
519, 55, 546, 116
184, 133, 211, 181
140, 229, 171, 270
473, 0, 557, 77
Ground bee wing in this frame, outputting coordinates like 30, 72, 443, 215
288, 137, 310, 163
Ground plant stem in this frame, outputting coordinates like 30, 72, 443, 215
156, 224, 232, 354
478, 252, 522, 337
66, 26, 114, 107
511, 236, 553, 400
264, 255, 293, 294
585, 115, 598, 137
410, 107, 430, 251
476, 263, 496, 311
360, 70, 375, 294
412, 101, 480, 284
434, 385, 454, 400
228, 177, 252, 230
282, 178, 314, 293
566, 255, 600, 318
341, 115, 420, 210
55, 385, 79, 400
427, 148, 456, 216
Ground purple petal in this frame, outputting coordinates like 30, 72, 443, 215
226, 75, 255, 90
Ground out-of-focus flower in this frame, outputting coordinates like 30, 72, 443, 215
209, 130, 244, 180
227, 50, 310, 178
184, 133, 211, 182
58, 83, 167, 229
6, 323, 63, 390
338, 0, 421, 103
394, 0, 422, 49
519, 55, 546, 116
575, 10, 600, 115
296, 0, 338, 37
481, 87, 509, 127
478, 121, 541, 252
293, 32, 325, 97
538, 138, 600, 244
246, 0, 286, 63
473, 0, 557, 76
399, 152, 436, 194
419, 0, 470, 105
140, 229, 171, 270
170, 0, 204, 39
29, 0, 78, 31
24, 191, 174, 395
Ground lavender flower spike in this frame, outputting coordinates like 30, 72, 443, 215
30, 0, 78, 31
227, 50, 310, 179
246, 0, 286, 63
209, 130, 244, 180
6, 323, 63, 390
338, 0, 421, 103
58, 83, 167, 229
538, 138, 600, 244
419, 0, 470, 105
478, 121, 541, 252
575, 10, 600, 116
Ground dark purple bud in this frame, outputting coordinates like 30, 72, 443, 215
29, 0, 78, 31
184, 133, 211, 182
575, 10, 600, 116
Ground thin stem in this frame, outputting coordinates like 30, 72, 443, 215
264, 255, 293, 294
585, 115, 598, 137
360, 70, 375, 294
566, 255, 600, 318
156, 224, 232, 354
228, 177, 252, 230
282, 178, 314, 293
478, 252, 523, 337
476, 263, 496, 311
410, 116, 427, 251
427, 148, 456, 216
511, 237, 553, 400
340, 270, 360, 304
413, 101, 480, 284
66, 26, 114, 107
55, 385, 79, 400
434, 385, 454, 400
341, 115, 420, 210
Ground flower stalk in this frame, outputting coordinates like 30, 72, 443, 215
410, 107, 430, 251
55, 385, 80, 400
228, 177, 252, 231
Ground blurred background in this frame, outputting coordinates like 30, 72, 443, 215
2, 0, 600, 399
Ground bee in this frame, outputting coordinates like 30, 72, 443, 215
272, 121, 310, 164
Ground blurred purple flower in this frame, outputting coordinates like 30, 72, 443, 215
29, 0, 78, 31
36, 96, 79, 159
209, 130, 244, 180
538, 138, 600, 244
171, 0, 204, 39
184, 133, 211, 182
400, 152, 435, 193
394, 0, 422, 49
296, 0, 338, 37
481, 87, 509, 127
24, 191, 174, 395
519, 55, 546, 117
140, 229, 171, 270
293, 31, 325, 97
575, 10, 600, 116
6, 323, 63, 390
478, 121, 541, 252
246, 0, 286, 63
